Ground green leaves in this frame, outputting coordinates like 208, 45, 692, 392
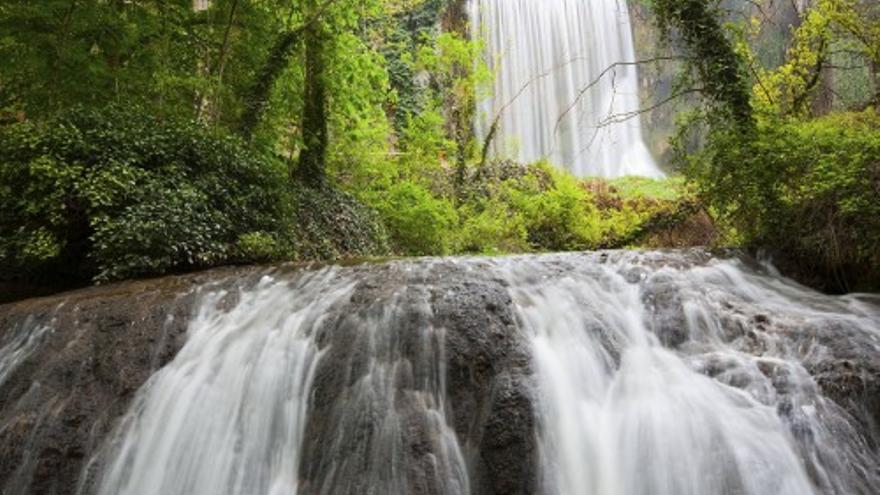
0, 105, 288, 283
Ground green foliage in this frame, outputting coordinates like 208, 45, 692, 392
684, 109, 880, 290
235, 232, 287, 263
505, 165, 603, 250
450, 162, 696, 255
456, 198, 529, 254
291, 184, 390, 260
0, 0, 286, 126
0, 0, 720, 293
366, 181, 458, 256
749, 0, 835, 116
606, 176, 687, 202
0, 105, 289, 282
651, 0, 754, 126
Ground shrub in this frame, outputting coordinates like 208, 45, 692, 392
366, 180, 458, 256
0, 105, 289, 283
292, 183, 389, 260
507, 164, 603, 250
685, 109, 880, 291
455, 198, 529, 254
235, 232, 286, 263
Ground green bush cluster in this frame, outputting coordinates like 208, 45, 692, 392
0, 106, 290, 283
685, 109, 880, 290
361, 159, 695, 257
458, 163, 604, 252
0, 105, 699, 286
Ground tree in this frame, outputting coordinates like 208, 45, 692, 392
296, 0, 329, 184
652, 0, 754, 127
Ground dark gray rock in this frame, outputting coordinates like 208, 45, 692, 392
298, 261, 536, 495
0, 267, 256, 495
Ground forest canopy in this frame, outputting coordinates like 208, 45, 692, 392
0, 0, 878, 292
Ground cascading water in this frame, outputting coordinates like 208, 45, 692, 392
85, 264, 472, 495
92, 270, 355, 495
4, 252, 878, 494
0, 315, 54, 388
497, 252, 880, 495
471, 0, 663, 178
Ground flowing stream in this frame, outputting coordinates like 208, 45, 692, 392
471, 0, 663, 177
93, 270, 353, 495
69, 253, 880, 494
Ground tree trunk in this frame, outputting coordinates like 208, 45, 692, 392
296, 12, 328, 185
239, 30, 299, 139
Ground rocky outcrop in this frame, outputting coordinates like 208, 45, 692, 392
1, 251, 877, 494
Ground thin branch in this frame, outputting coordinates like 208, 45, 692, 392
552, 56, 683, 139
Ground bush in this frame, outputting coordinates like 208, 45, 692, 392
507, 164, 603, 250
366, 180, 458, 256
456, 198, 529, 254
0, 105, 290, 282
455, 162, 606, 252
685, 109, 880, 291
291, 183, 389, 260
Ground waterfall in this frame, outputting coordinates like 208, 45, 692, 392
89, 264, 472, 495
471, 0, 663, 178
0, 314, 54, 388
7, 252, 878, 494
496, 252, 880, 494
94, 270, 355, 495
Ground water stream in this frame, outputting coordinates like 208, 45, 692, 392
496, 252, 880, 494
93, 270, 354, 495
74, 252, 880, 494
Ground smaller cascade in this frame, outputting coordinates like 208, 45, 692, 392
472, 0, 664, 178
93, 270, 355, 495
495, 252, 880, 495
0, 314, 55, 388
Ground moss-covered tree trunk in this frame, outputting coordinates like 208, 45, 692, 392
296, 6, 328, 186
239, 30, 299, 140
444, 0, 474, 187
652, 0, 753, 128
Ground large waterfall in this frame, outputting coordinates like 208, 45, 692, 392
471, 0, 663, 178
1, 252, 879, 494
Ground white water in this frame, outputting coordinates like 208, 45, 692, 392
46, 252, 877, 494
0, 313, 56, 388
90, 265, 470, 495
94, 270, 355, 495
471, 0, 663, 178
496, 252, 880, 495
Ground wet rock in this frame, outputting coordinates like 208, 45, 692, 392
0, 266, 257, 495
298, 261, 537, 495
